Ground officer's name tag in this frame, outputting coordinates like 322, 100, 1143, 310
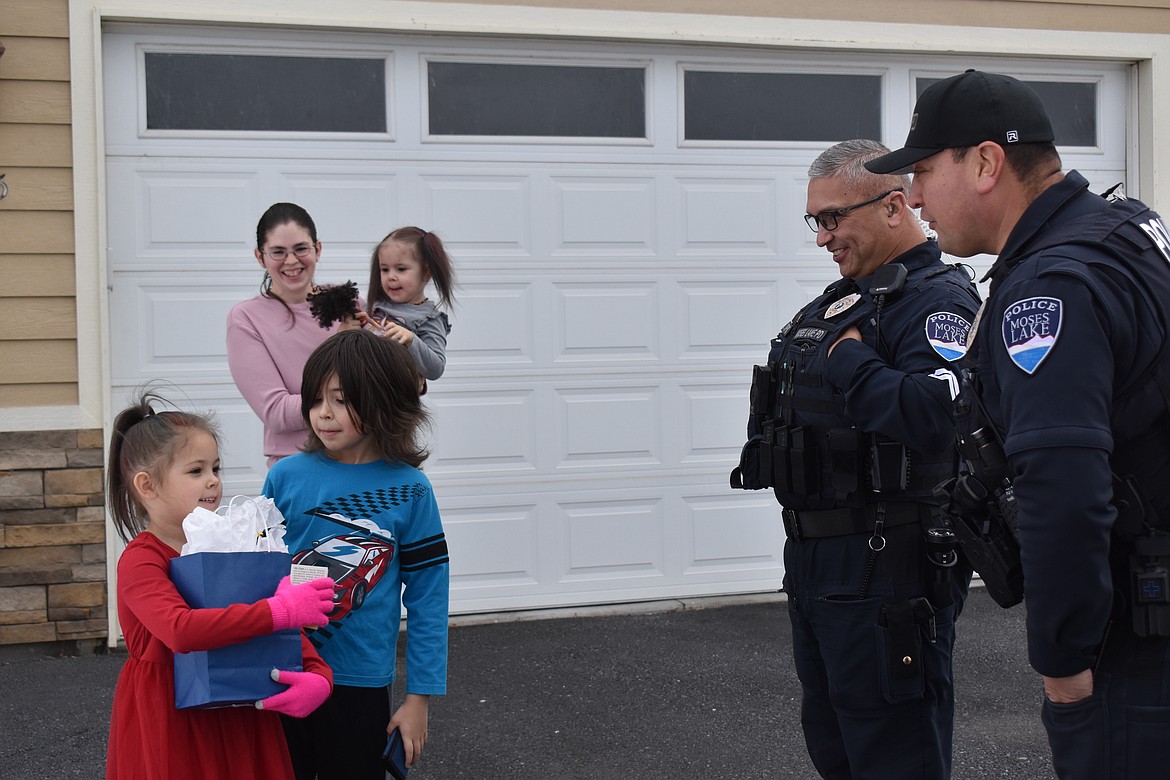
794, 327, 828, 342
290, 563, 330, 584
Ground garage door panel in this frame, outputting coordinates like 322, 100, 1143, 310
443, 282, 535, 366
678, 280, 781, 357
552, 176, 658, 255
679, 384, 748, 464
140, 171, 260, 254
554, 282, 659, 362
109, 279, 241, 383
445, 503, 542, 590
105, 166, 261, 268
560, 498, 664, 582
422, 175, 531, 255
682, 493, 783, 574
676, 178, 777, 255
557, 386, 660, 468
425, 389, 537, 475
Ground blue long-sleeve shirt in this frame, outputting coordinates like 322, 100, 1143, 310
264, 451, 449, 693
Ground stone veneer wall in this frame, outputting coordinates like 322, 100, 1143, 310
0, 429, 108, 651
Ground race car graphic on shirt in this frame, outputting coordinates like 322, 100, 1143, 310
290, 484, 431, 630
292, 513, 396, 621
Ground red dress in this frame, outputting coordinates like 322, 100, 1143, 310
106, 532, 332, 780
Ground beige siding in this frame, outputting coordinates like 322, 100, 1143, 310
0, 169, 73, 212
0, 0, 75, 409
0, 342, 78, 384
0, 37, 71, 82
0, 299, 78, 340
0, 257, 76, 297
0, 385, 78, 406
421, 0, 1170, 32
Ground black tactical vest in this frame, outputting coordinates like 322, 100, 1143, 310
742, 264, 970, 512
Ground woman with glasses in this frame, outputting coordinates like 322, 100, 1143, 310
227, 202, 354, 466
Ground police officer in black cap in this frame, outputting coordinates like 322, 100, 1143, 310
733, 139, 979, 779
867, 70, 1170, 779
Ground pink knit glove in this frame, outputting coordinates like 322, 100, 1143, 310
255, 669, 331, 718
266, 576, 335, 631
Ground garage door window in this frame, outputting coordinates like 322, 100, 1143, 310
683, 70, 881, 142
144, 52, 388, 133
916, 77, 1097, 147
426, 61, 646, 139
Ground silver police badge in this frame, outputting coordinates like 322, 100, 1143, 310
824, 293, 861, 319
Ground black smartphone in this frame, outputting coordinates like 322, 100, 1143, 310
382, 728, 409, 779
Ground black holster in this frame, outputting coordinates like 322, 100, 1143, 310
875, 597, 934, 703
935, 474, 1024, 608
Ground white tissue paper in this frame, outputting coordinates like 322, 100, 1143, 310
179, 495, 289, 555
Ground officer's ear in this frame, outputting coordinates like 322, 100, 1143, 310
885, 191, 907, 222
973, 141, 1008, 195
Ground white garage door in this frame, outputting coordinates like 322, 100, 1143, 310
102, 24, 1131, 613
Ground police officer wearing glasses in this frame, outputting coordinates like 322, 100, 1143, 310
732, 139, 979, 779
867, 70, 1170, 780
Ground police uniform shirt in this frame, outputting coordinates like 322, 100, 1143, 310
971, 170, 1170, 677
823, 241, 975, 456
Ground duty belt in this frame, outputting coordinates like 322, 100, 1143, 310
781, 503, 925, 541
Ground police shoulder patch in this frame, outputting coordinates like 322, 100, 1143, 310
925, 311, 971, 362
1001, 296, 1062, 374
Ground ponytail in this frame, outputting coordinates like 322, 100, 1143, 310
107, 391, 219, 542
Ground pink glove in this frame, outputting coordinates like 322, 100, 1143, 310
266, 576, 335, 631
255, 668, 331, 718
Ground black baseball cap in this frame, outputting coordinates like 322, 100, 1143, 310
864, 70, 1054, 175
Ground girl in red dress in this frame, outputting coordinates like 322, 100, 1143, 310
105, 392, 335, 780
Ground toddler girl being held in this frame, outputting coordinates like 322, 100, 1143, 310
363, 227, 456, 381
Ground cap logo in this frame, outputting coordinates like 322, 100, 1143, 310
1006, 130, 1019, 143
910, 113, 919, 131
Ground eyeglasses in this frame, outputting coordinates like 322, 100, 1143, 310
261, 243, 316, 262
804, 189, 902, 232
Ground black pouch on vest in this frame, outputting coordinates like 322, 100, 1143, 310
730, 435, 767, 490
875, 599, 926, 703
1130, 531, 1170, 637
869, 437, 909, 493
788, 426, 820, 496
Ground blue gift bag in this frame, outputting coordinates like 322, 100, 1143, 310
170, 551, 302, 710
